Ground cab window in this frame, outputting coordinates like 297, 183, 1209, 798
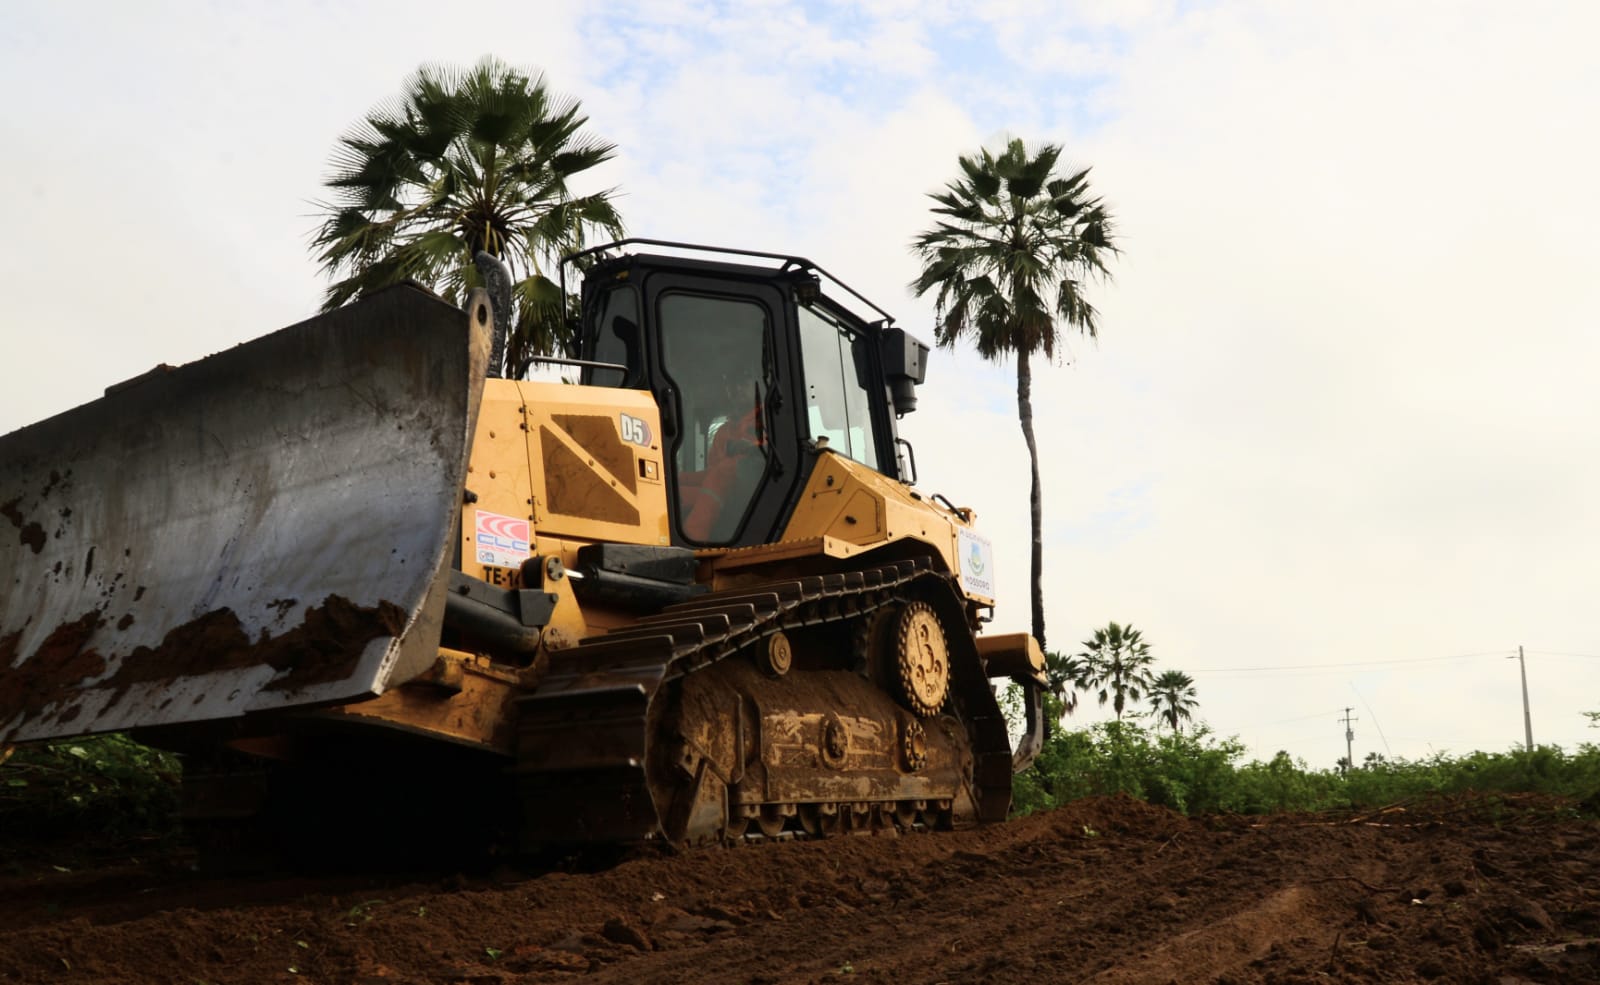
797, 304, 879, 468
584, 285, 641, 388
658, 293, 772, 544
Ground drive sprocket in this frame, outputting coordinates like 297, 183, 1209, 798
894, 601, 949, 717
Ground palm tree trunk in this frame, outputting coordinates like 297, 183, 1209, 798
1016, 353, 1046, 651
472, 251, 513, 379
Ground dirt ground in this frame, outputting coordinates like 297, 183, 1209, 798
0, 793, 1596, 984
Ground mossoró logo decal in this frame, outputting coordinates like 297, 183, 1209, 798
957, 528, 994, 598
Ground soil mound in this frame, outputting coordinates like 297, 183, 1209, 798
1, 792, 1596, 983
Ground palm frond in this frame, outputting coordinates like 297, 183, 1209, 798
311, 59, 624, 363
909, 138, 1119, 363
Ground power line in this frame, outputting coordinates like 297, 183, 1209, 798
1351, 683, 1392, 759
1243, 708, 1349, 728
1195, 650, 1513, 674
1524, 650, 1600, 660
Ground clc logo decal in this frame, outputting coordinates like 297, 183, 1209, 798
476, 513, 530, 555
620, 413, 653, 447
968, 541, 986, 576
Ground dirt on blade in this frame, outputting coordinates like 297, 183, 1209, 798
0, 792, 1596, 984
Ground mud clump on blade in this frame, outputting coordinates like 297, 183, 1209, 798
0, 498, 47, 555
96, 595, 408, 701
102, 610, 257, 690
258, 596, 408, 692
0, 612, 107, 736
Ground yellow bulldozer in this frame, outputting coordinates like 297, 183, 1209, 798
0, 241, 1046, 854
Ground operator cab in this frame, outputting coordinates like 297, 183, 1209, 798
571, 241, 929, 550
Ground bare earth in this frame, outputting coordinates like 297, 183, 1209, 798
1, 793, 1596, 984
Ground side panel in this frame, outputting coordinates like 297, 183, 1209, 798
457, 381, 670, 585
0, 287, 490, 743
779, 451, 994, 606
454, 382, 670, 648
458, 380, 541, 585
520, 383, 670, 551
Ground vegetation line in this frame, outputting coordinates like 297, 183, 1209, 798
1000, 709, 1600, 819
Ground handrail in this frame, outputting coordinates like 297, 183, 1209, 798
560, 238, 896, 326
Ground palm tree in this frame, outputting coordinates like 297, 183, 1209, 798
1044, 649, 1090, 721
1077, 621, 1155, 721
313, 57, 624, 378
1147, 669, 1199, 732
910, 138, 1117, 651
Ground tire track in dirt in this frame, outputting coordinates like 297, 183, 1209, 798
1085, 887, 1315, 984
576, 800, 1330, 983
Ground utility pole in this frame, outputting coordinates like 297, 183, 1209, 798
1339, 707, 1358, 773
1511, 645, 1534, 753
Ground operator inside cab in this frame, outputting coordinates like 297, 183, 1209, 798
676, 375, 764, 541
658, 294, 772, 544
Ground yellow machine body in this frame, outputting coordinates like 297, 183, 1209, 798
0, 246, 1048, 851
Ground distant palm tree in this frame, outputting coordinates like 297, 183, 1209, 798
910, 138, 1117, 652
313, 57, 624, 378
1078, 621, 1156, 721
1044, 649, 1091, 720
1148, 669, 1199, 732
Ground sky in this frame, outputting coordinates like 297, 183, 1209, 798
3, 1, 1597, 768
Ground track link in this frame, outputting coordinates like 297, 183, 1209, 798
509, 559, 1013, 846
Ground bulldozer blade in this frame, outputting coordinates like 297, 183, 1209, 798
0, 285, 491, 743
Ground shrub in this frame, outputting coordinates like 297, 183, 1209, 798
1009, 709, 1600, 818
0, 734, 181, 842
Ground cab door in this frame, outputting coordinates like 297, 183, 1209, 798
644, 275, 803, 548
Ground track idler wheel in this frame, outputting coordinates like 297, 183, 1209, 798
894, 601, 950, 717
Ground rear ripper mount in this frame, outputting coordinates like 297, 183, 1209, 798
513, 558, 1013, 845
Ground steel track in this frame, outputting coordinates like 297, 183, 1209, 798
509, 558, 1014, 845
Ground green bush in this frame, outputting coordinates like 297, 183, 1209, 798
1226, 750, 1345, 814
0, 734, 181, 841
1008, 691, 1600, 818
